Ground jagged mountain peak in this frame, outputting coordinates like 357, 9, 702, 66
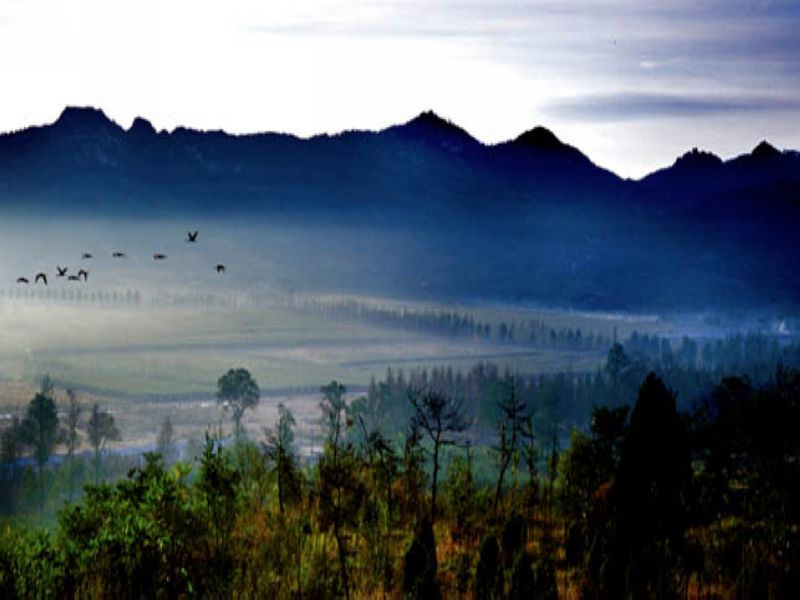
751, 140, 780, 159
673, 147, 723, 169
389, 110, 477, 145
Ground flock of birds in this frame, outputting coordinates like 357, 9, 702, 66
15, 230, 226, 285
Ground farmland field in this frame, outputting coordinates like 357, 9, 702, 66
0, 293, 737, 452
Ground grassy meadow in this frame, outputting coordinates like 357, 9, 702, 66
0, 292, 734, 453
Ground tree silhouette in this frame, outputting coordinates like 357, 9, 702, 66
65, 390, 82, 501
156, 415, 176, 463
87, 403, 120, 484
216, 368, 260, 438
475, 534, 503, 599
318, 381, 362, 599
403, 517, 440, 599
19, 377, 60, 513
608, 373, 691, 597
408, 386, 468, 521
493, 374, 532, 515
263, 403, 299, 514
605, 342, 631, 403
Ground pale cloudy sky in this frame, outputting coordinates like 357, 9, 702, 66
1, 0, 798, 177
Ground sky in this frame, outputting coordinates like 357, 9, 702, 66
0, 0, 798, 178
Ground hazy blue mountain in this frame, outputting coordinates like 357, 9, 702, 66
1, 107, 798, 311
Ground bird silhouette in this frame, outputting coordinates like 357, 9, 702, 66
35, 273, 47, 285
56, 266, 68, 277
215, 264, 226, 273
68, 275, 81, 282
153, 253, 167, 260
82, 253, 92, 260
16, 277, 29, 284
77, 269, 89, 281
112, 252, 126, 258
186, 230, 199, 242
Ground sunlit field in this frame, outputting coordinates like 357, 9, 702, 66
1, 291, 761, 458
1, 301, 602, 399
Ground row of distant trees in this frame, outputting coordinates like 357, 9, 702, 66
350, 331, 800, 451
0, 287, 142, 304
0, 378, 120, 515
0, 286, 243, 309
291, 296, 614, 351
624, 329, 800, 379
0, 368, 260, 516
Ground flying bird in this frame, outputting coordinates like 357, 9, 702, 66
82, 253, 92, 259
215, 264, 225, 273
56, 266, 68, 277
186, 230, 199, 242
68, 275, 81, 282
112, 252, 126, 258
35, 273, 47, 285
77, 269, 89, 281
153, 253, 167, 260
16, 277, 29, 284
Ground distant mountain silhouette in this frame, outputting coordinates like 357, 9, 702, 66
1, 106, 799, 310
0, 107, 627, 215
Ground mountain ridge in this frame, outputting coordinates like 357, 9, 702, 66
1, 106, 799, 310
4, 105, 795, 182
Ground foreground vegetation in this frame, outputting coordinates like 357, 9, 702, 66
1, 350, 798, 597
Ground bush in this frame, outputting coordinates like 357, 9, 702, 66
475, 534, 503, 599
403, 517, 439, 599
509, 550, 535, 599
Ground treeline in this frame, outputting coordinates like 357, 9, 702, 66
1, 368, 798, 597
292, 296, 613, 351
355, 331, 800, 446
625, 329, 800, 381
0, 287, 251, 310
0, 379, 125, 518
0, 287, 142, 305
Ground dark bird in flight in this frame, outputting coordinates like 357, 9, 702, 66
16, 277, 29, 284
112, 252, 126, 258
56, 266, 68, 277
35, 273, 47, 285
82, 253, 92, 259
77, 269, 89, 281
68, 275, 81, 282
153, 253, 167, 260
187, 230, 199, 242
215, 264, 225, 273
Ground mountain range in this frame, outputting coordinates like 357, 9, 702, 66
1, 107, 798, 311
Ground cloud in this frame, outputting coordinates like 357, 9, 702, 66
545, 93, 800, 121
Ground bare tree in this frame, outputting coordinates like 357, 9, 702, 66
408, 386, 469, 522
493, 374, 533, 515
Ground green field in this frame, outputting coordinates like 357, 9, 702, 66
0, 294, 699, 449
0, 298, 646, 401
